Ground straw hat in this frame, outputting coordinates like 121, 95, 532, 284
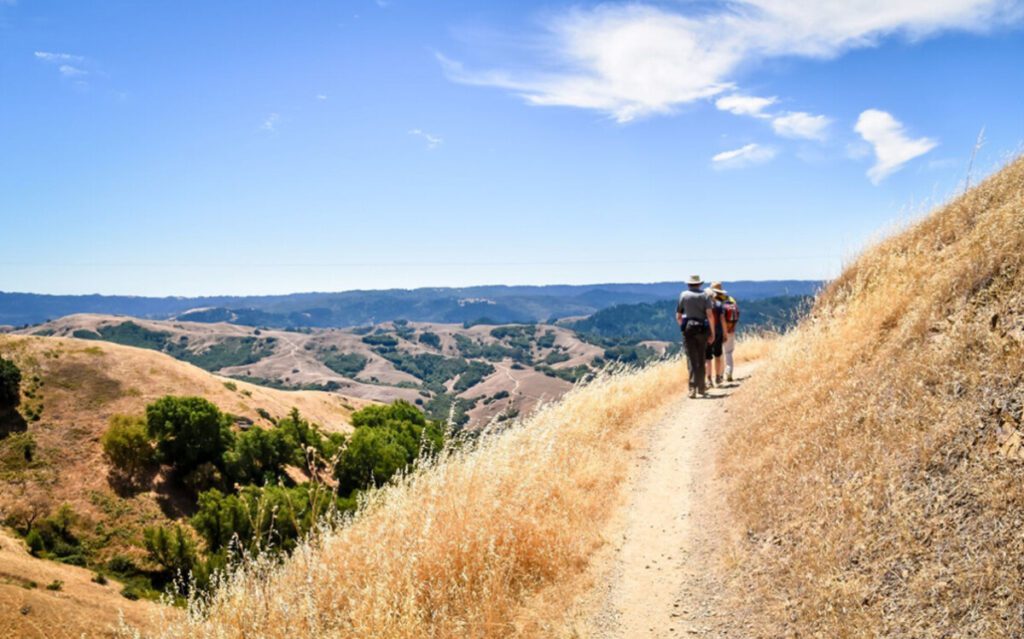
686, 275, 704, 286
708, 281, 728, 296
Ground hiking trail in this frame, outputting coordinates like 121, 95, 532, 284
584, 366, 755, 638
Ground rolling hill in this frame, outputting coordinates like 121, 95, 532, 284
0, 334, 365, 637
18, 316, 610, 429
0, 280, 822, 328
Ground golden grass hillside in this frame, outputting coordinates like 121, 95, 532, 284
121, 354, 702, 639
720, 156, 1024, 636
0, 334, 368, 636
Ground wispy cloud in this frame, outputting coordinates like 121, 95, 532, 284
34, 51, 91, 85
771, 111, 831, 141
316, 94, 328, 101
58, 64, 87, 77
261, 113, 280, 132
34, 51, 84, 62
715, 95, 777, 119
854, 109, 937, 184
712, 143, 777, 170
409, 128, 443, 149
442, 1, 1021, 122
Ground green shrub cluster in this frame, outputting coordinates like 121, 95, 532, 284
321, 352, 368, 378
0, 355, 22, 410
418, 331, 442, 349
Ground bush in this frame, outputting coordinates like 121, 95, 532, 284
101, 415, 156, 484
146, 396, 234, 478
0, 356, 21, 410
143, 524, 199, 579
23, 504, 82, 560
224, 426, 293, 486
418, 332, 442, 349
25, 529, 45, 555
335, 401, 445, 495
45, 580, 63, 591
321, 352, 368, 378
192, 483, 347, 557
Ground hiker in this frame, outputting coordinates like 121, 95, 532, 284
705, 282, 726, 387
718, 285, 740, 382
676, 275, 716, 398
707, 282, 738, 384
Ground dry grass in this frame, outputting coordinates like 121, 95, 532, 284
122, 357, 692, 639
719, 156, 1024, 636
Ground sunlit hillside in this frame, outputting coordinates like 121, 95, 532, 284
720, 156, 1024, 636
0, 335, 366, 637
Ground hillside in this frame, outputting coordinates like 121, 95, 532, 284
20, 316, 611, 429
0, 280, 822, 328
719, 156, 1024, 636
564, 295, 809, 343
0, 334, 365, 636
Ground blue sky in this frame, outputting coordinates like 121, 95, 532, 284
1, 0, 1022, 296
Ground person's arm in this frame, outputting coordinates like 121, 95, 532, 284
705, 303, 716, 343
676, 296, 684, 327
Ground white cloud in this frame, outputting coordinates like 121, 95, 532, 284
442, 1, 1021, 122
771, 111, 831, 140
854, 109, 937, 183
58, 64, 87, 77
715, 94, 777, 118
409, 128, 443, 149
261, 113, 280, 132
316, 94, 328, 101
711, 143, 777, 169
34, 51, 84, 62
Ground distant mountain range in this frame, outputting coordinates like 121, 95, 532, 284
0, 281, 823, 328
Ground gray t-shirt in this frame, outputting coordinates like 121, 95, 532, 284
676, 288, 712, 320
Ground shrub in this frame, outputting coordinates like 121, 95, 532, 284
143, 524, 199, 578
418, 332, 442, 349
335, 401, 444, 495
321, 352, 368, 378
45, 580, 63, 591
101, 415, 156, 484
192, 483, 346, 557
92, 572, 108, 585
0, 356, 21, 409
224, 426, 293, 486
146, 396, 234, 478
222, 381, 238, 392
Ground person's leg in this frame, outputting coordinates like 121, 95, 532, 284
685, 331, 704, 396
723, 332, 735, 381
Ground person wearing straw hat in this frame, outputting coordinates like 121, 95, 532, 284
706, 282, 731, 386
676, 275, 716, 398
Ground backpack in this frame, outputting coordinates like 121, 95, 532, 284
722, 297, 740, 327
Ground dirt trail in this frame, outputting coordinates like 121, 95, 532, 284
586, 368, 753, 638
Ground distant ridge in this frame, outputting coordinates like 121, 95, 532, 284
0, 280, 822, 328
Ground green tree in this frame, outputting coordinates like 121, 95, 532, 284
0, 356, 21, 410
101, 415, 156, 484
335, 401, 444, 495
224, 426, 292, 486
145, 396, 234, 477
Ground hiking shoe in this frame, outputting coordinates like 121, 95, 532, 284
726, 373, 733, 382
716, 375, 723, 385
688, 389, 697, 399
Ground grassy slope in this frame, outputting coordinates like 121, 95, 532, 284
0, 334, 368, 637
720, 156, 1024, 636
